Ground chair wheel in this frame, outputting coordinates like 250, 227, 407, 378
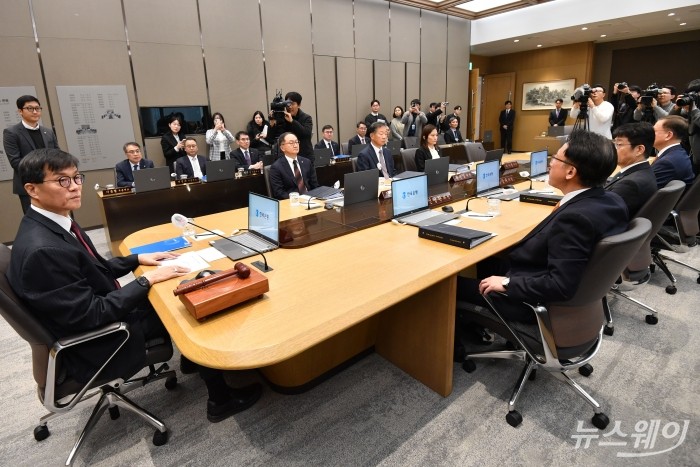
666, 285, 677, 294
603, 325, 614, 336
649, 264, 656, 273
696, 275, 700, 284
34, 425, 50, 441
506, 411, 523, 427
152, 429, 168, 446
462, 359, 476, 373
592, 412, 610, 430
645, 314, 658, 325
165, 376, 178, 390
109, 406, 120, 420
528, 369, 537, 381
579, 364, 593, 377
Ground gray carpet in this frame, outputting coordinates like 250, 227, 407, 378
1, 228, 698, 466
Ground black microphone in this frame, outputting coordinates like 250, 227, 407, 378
464, 195, 477, 212
306, 196, 321, 210
171, 213, 272, 272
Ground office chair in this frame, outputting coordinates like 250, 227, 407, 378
460, 218, 651, 429
0, 244, 176, 465
437, 133, 446, 145
403, 136, 418, 149
263, 165, 273, 198
465, 142, 487, 162
400, 148, 418, 172
341, 142, 349, 155
351, 156, 358, 172
606, 180, 685, 331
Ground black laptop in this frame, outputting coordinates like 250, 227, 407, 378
333, 170, 379, 207
485, 148, 504, 166
313, 147, 333, 167
133, 167, 171, 193
351, 144, 369, 157
423, 157, 450, 186
205, 159, 236, 182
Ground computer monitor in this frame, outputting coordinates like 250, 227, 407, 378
530, 150, 548, 177
475, 160, 500, 195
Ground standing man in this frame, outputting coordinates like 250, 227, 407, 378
651, 115, 695, 188
401, 99, 428, 139
569, 85, 614, 139
610, 83, 641, 131
3, 95, 59, 213
356, 122, 396, 178
426, 102, 447, 129
443, 116, 465, 144
268, 132, 319, 200
364, 100, 388, 127
673, 79, 700, 172
634, 86, 676, 123
175, 138, 207, 179
314, 125, 341, 156
115, 142, 154, 187
279, 91, 314, 164
230, 131, 263, 171
549, 99, 568, 127
499, 100, 515, 154
347, 122, 368, 155
441, 105, 463, 133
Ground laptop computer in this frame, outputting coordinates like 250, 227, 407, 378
313, 147, 333, 167
307, 184, 343, 200
133, 167, 171, 193
351, 144, 369, 157
423, 156, 450, 186
529, 149, 549, 180
211, 192, 280, 260
485, 148, 504, 166
205, 159, 236, 182
392, 174, 458, 227
475, 160, 502, 197
262, 151, 276, 166
342, 170, 379, 206
386, 140, 401, 156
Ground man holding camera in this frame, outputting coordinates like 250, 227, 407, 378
672, 79, 700, 173
401, 99, 428, 139
569, 84, 614, 139
634, 86, 675, 123
610, 83, 642, 131
278, 91, 314, 164
426, 102, 447, 129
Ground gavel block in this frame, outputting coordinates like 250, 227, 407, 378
178, 267, 269, 320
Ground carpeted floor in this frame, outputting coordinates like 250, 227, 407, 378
0, 228, 698, 466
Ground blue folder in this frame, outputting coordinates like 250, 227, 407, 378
130, 236, 191, 255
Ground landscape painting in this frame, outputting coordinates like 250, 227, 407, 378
522, 79, 575, 110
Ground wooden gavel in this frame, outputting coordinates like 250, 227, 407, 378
173, 262, 250, 296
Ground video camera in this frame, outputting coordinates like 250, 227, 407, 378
676, 92, 699, 108
617, 82, 628, 91
639, 83, 660, 106
270, 90, 293, 120
570, 84, 592, 104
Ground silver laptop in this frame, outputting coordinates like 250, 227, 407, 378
133, 167, 171, 193
206, 159, 236, 182
424, 157, 450, 186
392, 174, 458, 227
211, 192, 279, 260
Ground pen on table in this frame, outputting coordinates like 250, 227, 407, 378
466, 214, 494, 218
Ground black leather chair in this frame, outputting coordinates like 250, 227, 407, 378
0, 244, 176, 465
400, 148, 418, 172
402, 136, 418, 149
459, 218, 651, 429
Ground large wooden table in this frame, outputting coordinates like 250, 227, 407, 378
120, 179, 554, 396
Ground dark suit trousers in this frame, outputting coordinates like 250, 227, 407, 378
500, 128, 513, 153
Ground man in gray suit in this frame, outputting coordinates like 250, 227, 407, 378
3, 95, 59, 213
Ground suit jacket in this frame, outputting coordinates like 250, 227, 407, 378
652, 144, 695, 189
7, 209, 151, 384
356, 145, 396, 178
205, 128, 235, 160
115, 158, 155, 187
499, 109, 515, 130
443, 129, 464, 144
230, 147, 261, 170
364, 113, 388, 127
3, 122, 59, 195
279, 108, 314, 162
314, 139, 341, 156
548, 108, 568, 126
414, 146, 442, 172
347, 135, 368, 155
401, 111, 427, 138
605, 162, 658, 217
268, 155, 319, 199
175, 155, 207, 178
160, 132, 185, 169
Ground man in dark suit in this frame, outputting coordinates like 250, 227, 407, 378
498, 100, 515, 154
356, 122, 396, 178
314, 125, 341, 156
457, 130, 628, 327
347, 121, 368, 155
443, 116, 465, 144
278, 91, 315, 164
652, 116, 695, 188
3, 95, 60, 213
230, 131, 262, 171
605, 122, 658, 217
548, 98, 568, 127
175, 138, 207, 179
269, 132, 319, 199
364, 100, 388, 127
115, 142, 155, 187
8, 148, 262, 422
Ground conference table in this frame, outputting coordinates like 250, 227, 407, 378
119, 160, 555, 397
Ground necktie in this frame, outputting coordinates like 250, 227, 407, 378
244, 150, 251, 165
133, 164, 138, 171
556, 110, 559, 118
453, 130, 457, 140
327, 142, 334, 155
71, 221, 121, 289
361, 137, 365, 144
377, 149, 390, 179
293, 160, 307, 194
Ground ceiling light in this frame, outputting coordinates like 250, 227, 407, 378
456, 0, 519, 13
581, 27, 588, 31
514, 39, 520, 43
600, 34, 607, 38
537, 44, 542, 48
680, 22, 687, 26
668, 13, 676, 16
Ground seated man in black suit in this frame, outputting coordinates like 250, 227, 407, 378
548, 98, 568, 127
605, 122, 658, 217
115, 142, 155, 187
652, 116, 695, 189
8, 148, 262, 423
347, 121, 368, 155
230, 131, 263, 171
356, 122, 396, 178
175, 138, 207, 179
443, 116, 465, 143
269, 132, 319, 199
455, 131, 628, 351
314, 125, 341, 156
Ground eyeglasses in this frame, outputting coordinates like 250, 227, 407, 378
126, 149, 141, 154
613, 142, 634, 149
38, 173, 85, 188
283, 140, 300, 146
22, 106, 42, 112
551, 155, 577, 169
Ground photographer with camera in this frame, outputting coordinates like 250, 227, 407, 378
271, 91, 314, 164
672, 79, 700, 172
426, 102, 447, 129
610, 83, 641, 131
569, 84, 614, 139
633, 85, 675, 123
401, 98, 428, 139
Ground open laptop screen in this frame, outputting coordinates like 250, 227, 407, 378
248, 192, 279, 244
392, 174, 428, 217
476, 160, 500, 194
530, 150, 548, 177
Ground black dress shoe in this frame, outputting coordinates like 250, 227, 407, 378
180, 355, 198, 374
207, 383, 263, 423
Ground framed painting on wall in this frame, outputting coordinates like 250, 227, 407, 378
522, 79, 575, 110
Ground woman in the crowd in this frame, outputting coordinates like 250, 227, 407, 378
246, 110, 271, 150
205, 112, 235, 160
414, 124, 441, 172
160, 115, 187, 170
390, 106, 405, 142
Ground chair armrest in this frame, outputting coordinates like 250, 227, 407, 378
54, 322, 126, 350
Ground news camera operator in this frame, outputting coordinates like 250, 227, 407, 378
569, 84, 614, 139
633, 84, 675, 123
610, 82, 642, 131
672, 79, 700, 172
271, 91, 314, 164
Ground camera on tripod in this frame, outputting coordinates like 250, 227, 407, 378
676, 92, 699, 108
270, 90, 293, 120
571, 84, 592, 104
639, 83, 660, 106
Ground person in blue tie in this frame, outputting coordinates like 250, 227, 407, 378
548, 98, 568, 127
115, 142, 155, 187
443, 116, 465, 144
356, 122, 396, 178
230, 131, 263, 171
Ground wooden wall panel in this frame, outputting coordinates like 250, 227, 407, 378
314, 56, 339, 137
199, 0, 262, 50
420, 10, 448, 103
337, 58, 357, 143
355, 0, 390, 61
311, 0, 354, 58
390, 3, 421, 64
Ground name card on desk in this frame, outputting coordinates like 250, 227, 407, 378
175, 177, 200, 185
102, 187, 133, 196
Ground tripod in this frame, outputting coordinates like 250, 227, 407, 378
572, 103, 590, 132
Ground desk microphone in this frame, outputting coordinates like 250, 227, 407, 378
306, 196, 321, 210
171, 213, 271, 272
464, 195, 477, 212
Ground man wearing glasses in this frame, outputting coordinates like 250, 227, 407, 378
3, 95, 59, 213
569, 85, 615, 139
269, 132, 318, 200
634, 86, 676, 123
115, 142, 155, 187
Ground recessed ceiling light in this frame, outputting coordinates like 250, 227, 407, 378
600, 34, 607, 38
680, 22, 687, 26
668, 13, 676, 16
581, 27, 588, 31
514, 39, 520, 43
537, 44, 542, 48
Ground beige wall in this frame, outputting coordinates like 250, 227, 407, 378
0, 0, 471, 244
